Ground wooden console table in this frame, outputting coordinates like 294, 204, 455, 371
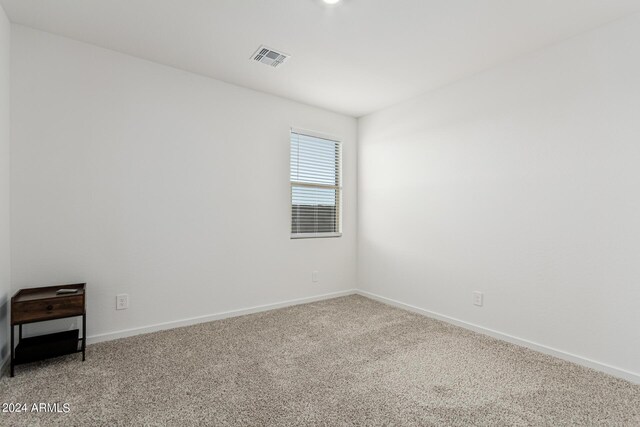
10, 283, 86, 377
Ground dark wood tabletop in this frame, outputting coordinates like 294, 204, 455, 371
12, 283, 86, 303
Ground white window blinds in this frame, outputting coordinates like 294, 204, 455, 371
290, 130, 342, 238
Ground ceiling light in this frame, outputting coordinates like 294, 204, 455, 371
322, 0, 341, 4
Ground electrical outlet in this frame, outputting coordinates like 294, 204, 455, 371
312, 271, 319, 283
473, 291, 483, 307
116, 294, 129, 310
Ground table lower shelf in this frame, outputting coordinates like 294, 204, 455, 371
13, 329, 82, 365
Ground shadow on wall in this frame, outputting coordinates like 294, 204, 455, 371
0, 292, 8, 362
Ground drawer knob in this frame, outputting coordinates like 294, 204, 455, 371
46, 305, 53, 311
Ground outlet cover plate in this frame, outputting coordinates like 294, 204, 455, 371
473, 291, 483, 307
116, 294, 129, 310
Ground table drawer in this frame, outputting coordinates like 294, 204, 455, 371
12, 296, 84, 323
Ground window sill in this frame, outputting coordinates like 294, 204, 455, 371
291, 233, 342, 240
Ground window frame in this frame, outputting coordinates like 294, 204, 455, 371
290, 127, 343, 240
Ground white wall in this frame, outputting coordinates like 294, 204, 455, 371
358, 14, 640, 380
0, 5, 10, 364
11, 25, 357, 340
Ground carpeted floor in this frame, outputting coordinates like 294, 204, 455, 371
1, 295, 639, 426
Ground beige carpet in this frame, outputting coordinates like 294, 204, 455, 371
1, 295, 639, 426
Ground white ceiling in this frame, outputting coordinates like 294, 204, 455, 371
2, 0, 640, 117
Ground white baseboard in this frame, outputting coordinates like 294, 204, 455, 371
356, 289, 640, 385
13, 287, 639, 385
88, 289, 357, 345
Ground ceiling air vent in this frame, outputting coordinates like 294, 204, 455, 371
251, 45, 290, 68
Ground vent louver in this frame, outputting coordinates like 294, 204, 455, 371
252, 45, 290, 68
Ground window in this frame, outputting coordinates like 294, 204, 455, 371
290, 129, 342, 238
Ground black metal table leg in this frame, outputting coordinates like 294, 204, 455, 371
82, 313, 86, 361
10, 324, 14, 377
19, 324, 22, 340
